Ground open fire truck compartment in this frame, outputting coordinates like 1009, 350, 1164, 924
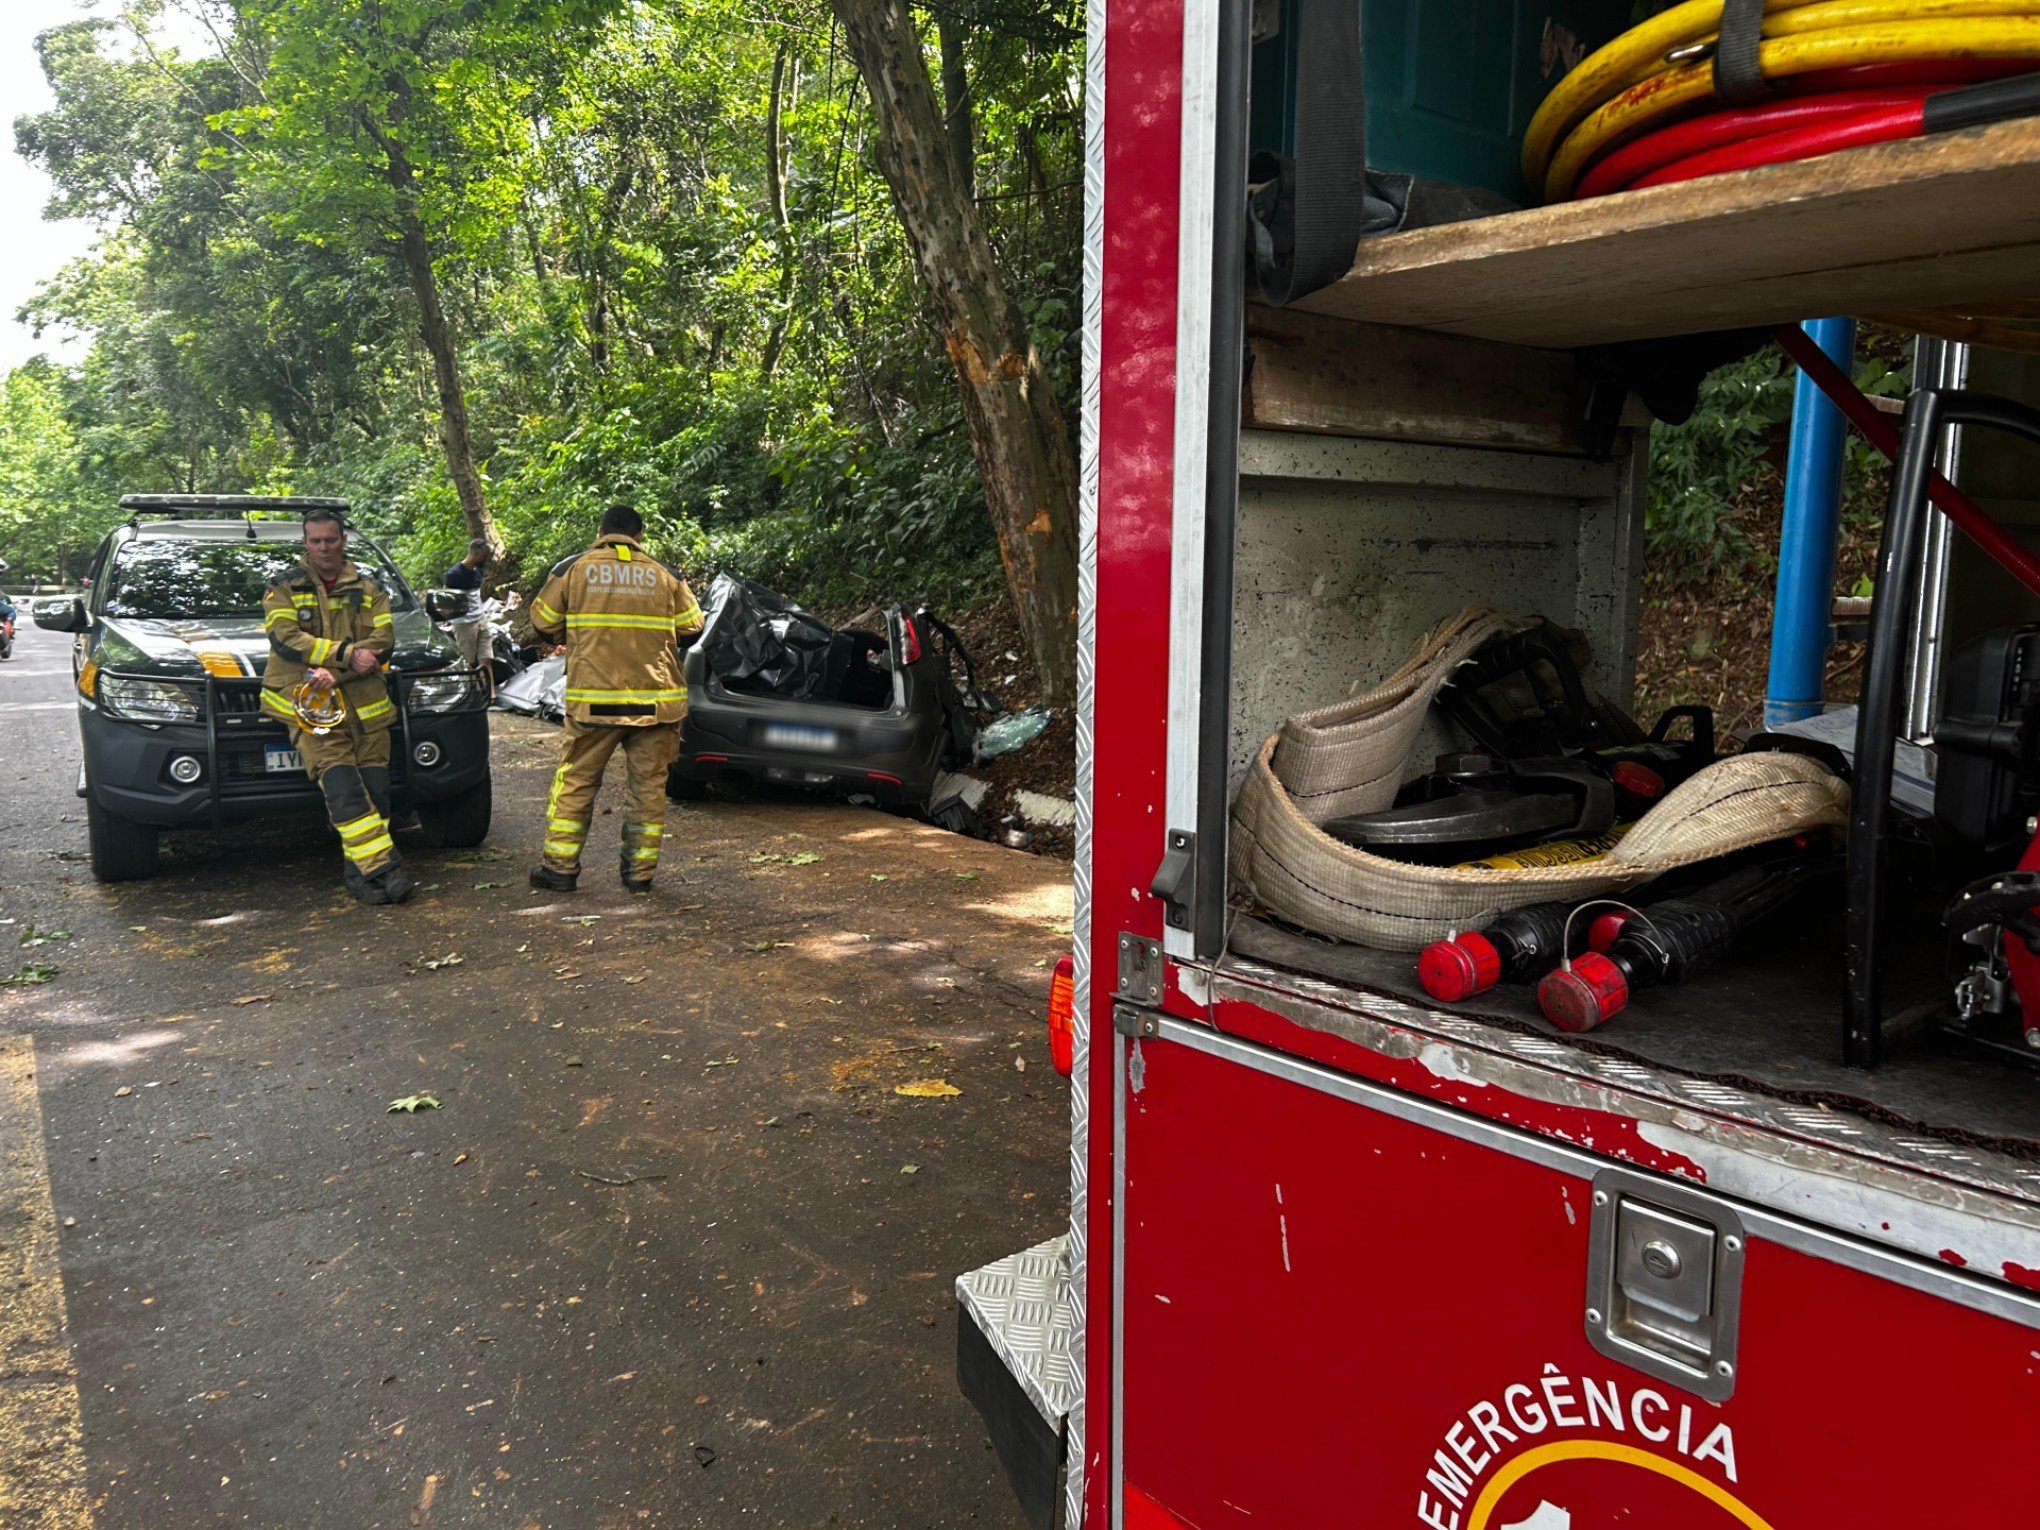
957, 3, 2040, 1527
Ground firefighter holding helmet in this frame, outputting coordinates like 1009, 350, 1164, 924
527, 504, 704, 894
260, 506, 411, 905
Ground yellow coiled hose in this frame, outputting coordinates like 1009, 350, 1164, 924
1523, 0, 2040, 201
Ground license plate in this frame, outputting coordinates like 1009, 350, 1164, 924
265, 746, 304, 774
762, 723, 839, 753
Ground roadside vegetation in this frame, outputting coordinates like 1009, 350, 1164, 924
0, 0, 1081, 684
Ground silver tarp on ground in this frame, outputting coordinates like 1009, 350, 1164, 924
493, 653, 565, 721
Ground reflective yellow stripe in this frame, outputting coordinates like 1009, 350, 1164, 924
563, 613, 675, 630
343, 834, 395, 865
260, 690, 297, 721
532, 599, 563, 626
355, 697, 394, 721
548, 818, 588, 836
672, 604, 701, 624
334, 811, 383, 837
564, 687, 687, 703
542, 840, 583, 858
372, 612, 393, 628
265, 608, 297, 628
627, 847, 661, 861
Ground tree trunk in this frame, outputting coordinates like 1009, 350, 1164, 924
833, 0, 1079, 704
936, 16, 974, 197
369, 90, 503, 562
394, 207, 503, 562
759, 44, 797, 382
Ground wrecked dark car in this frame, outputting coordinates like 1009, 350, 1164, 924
668, 575, 978, 809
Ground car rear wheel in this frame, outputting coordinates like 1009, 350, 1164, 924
87, 794, 159, 882
666, 763, 708, 801
416, 775, 492, 848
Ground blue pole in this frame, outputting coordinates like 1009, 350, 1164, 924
1764, 316, 1857, 727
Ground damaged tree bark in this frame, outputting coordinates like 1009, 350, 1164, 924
832, 0, 1079, 705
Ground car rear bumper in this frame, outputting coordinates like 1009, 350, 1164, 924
676, 696, 948, 805
79, 705, 488, 828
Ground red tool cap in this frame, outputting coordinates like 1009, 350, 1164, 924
1418, 931, 1503, 1002
1587, 910, 1632, 953
1611, 760, 1665, 799
1538, 953, 1629, 1032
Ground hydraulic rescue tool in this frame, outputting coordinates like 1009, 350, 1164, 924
1538, 853, 1840, 1032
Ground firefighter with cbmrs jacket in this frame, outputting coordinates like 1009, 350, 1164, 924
260, 506, 413, 906
527, 503, 704, 894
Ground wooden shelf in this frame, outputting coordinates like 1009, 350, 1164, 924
1292, 119, 2040, 350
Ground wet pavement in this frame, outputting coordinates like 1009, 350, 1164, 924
0, 619, 1068, 1527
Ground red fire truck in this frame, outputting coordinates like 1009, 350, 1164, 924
956, 1, 2040, 1526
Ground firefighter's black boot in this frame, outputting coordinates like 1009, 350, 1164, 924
530, 865, 579, 892
373, 861, 414, 904
621, 858, 653, 895
344, 860, 391, 906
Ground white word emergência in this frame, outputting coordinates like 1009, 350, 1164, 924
1416, 1363, 1738, 1530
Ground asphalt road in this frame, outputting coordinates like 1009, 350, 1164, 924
0, 617, 1069, 1528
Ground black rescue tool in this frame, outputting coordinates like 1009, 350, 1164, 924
1538, 853, 1839, 1032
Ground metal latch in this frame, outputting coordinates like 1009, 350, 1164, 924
1112, 1004, 1159, 1040
1584, 1168, 1744, 1401
1149, 831, 1197, 932
1115, 932, 1162, 1005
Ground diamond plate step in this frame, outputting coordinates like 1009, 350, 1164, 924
955, 1236, 1075, 1427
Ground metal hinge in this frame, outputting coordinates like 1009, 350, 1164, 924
1112, 1003, 1159, 1040
1149, 830, 1197, 932
1114, 932, 1162, 1005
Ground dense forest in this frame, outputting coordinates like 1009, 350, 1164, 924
0, 1, 1904, 723
0, 0, 1081, 682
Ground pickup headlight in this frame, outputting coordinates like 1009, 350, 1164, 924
408, 668, 479, 714
97, 675, 199, 724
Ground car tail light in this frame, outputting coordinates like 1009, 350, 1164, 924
1047, 954, 1075, 1076
899, 614, 923, 665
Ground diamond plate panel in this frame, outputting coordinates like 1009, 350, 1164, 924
1065, 0, 1107, 1518
957, 1237, 1077, 1428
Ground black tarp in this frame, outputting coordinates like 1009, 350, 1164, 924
695, 574, 840, 701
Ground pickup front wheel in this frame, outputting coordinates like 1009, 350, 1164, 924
86, 793, 160, 882
416, 775, 492, 849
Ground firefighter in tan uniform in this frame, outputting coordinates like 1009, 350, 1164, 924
261, 507, 412, 905
527, 504, 703, 894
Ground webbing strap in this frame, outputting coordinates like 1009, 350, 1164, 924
1712, 0, 1772, 102
1246, 0, 1375, 305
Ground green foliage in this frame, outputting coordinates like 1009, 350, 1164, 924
2, 0, 1080, 608
1644, 338, 1910, 584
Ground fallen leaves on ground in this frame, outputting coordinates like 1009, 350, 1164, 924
387, 1094, 441, 1114
231, 993, 274, 1007
422, 953, 464, 971
894, 1079, 962, 1098
786, 851, 822, 866
114, 1085, 133, 1098
19, 924, 70, 947
473, 880, 508, 889
2, 962, 58, 986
